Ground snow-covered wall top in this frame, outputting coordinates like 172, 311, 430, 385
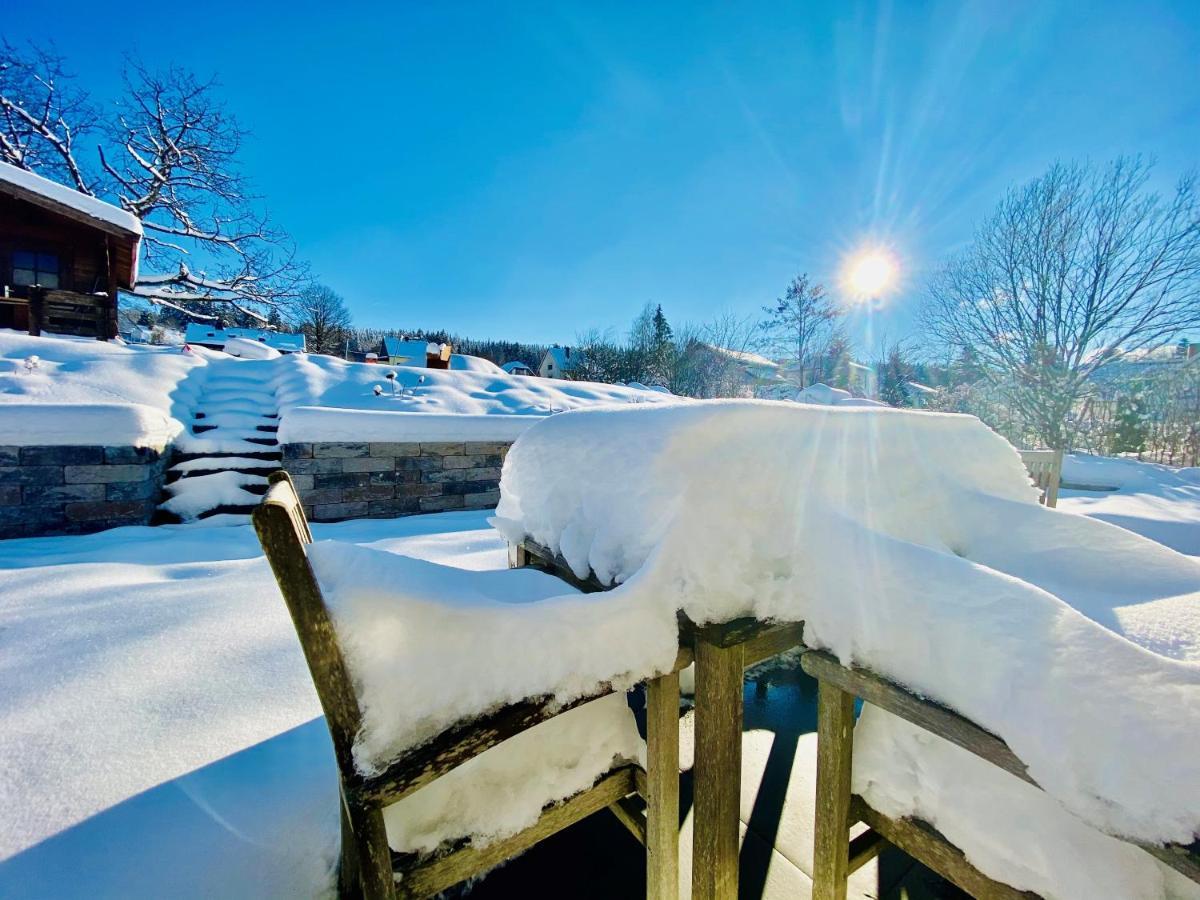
0, 332, 207, 446
278, 408, 539, 443
0, 403, 179, 447
0, 161, 143, 236
493, 400, 1200, 853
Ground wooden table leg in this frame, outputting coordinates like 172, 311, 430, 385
692, 636, 743, 900
812, 679, 856, 900
646, 671, 681, 900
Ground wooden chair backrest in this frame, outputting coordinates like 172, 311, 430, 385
253, 470, 363, 778
1019, 448, 1062, 508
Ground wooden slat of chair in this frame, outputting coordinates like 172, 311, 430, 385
255, 473, 677, 898
802, 649, 1200, 897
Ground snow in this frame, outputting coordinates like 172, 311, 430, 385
0, 402, 179, 447
0, 333, 676, 449
278, 408, 540, 443
449, 353, 505, 373
0, 512, 644, 893
273, 352, 686, 429
0, 161, 142, 236
160, 471, 268, 518
223, 336, 282, 360
494, 401, 1200, 883
1059, 454, 1200, 557
0, 332, 206, 445
854, 710, 1198, 898
306, 540, 671, 772
382, 692, 642, 854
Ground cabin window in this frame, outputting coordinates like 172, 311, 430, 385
12, 251, 60, 289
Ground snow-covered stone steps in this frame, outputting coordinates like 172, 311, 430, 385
173, 449, 282, 463
200, 390, 278, 406
158, 471, 270, 521
190, 412, 279, 430
168, 456, 279, 478
155, 358, 284, 523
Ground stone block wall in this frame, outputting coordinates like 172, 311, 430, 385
0, 444, 168, 539
280, 440, 511, 522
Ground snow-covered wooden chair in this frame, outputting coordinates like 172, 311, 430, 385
1018, 449, 1062, 508
804, 649, 1200, 900
253, 471, 684, 900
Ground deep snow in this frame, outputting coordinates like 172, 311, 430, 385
0, 332, 677, 448
1059, 454, 1200, 557
495, 401, 1200, 896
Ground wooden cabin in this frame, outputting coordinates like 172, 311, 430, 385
0, 162, 142, 340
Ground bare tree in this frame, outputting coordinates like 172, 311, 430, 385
294, 284, 352, 355
761, 273, 841, 388
0, 40, 96, 192
922, 157, 1200, 449
673, 312, 762, 398
0, 44, 304, 322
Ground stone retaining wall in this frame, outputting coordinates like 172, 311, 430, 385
280, 440, 510, 522
0, 444, 169, 539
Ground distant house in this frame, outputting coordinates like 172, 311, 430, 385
0, 161, 142, 339
184, 323, 306, 353
539, 346, 576, 379
382, 336, 452, 369
501, 361, 535, 376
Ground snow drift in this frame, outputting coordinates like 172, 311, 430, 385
492, 401, 1200, 886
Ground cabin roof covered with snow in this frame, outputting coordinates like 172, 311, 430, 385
501, 361, 535, 374
184, 323, 306, 352
382, 337, 445, 362
0, 161, 142, 238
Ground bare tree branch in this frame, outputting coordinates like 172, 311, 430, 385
921, 157, 1200, 448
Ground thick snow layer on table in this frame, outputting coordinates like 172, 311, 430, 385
0, 161, 143, 235
382, 692, 642, 853
494, 402, 1200, 857
0, 402, 180, 447
0, 332, 206, 444
1059, 454, 1200, 557
278, 407, 541, 443
307, 541, 673, 771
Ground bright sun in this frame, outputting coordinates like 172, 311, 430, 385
843, 249, 899, 299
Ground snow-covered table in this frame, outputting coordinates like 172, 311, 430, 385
495, 400, 1200, 900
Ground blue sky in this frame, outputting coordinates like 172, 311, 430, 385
5, 1, 1199, 350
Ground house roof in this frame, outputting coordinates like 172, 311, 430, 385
0, 161, 142, 238
184, 323, 306, 352
383, 337, 441, 360
501, 361, 534, 374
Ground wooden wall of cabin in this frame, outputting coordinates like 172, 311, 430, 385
0, 194, 113, 297
0, 193, 122, 337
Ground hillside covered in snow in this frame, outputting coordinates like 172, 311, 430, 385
0, 332, 676, 447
